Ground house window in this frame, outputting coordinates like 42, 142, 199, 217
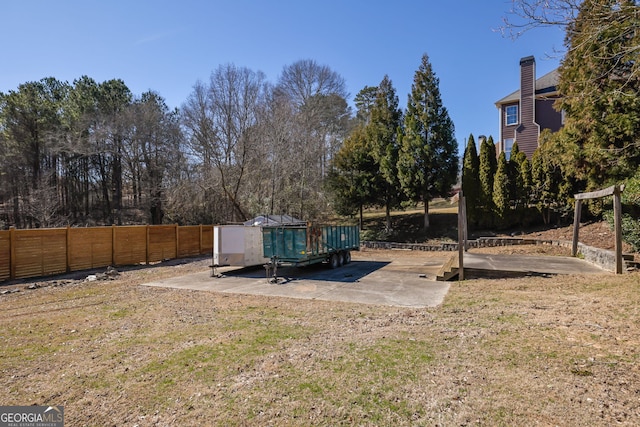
505, 105, 518, 126
504, 138, 514, 160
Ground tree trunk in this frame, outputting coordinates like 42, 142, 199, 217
359, 205, 364, 231
385, 203, 391, 232
423, 197, 430, 229
83, 158, 90, 217
150, 193, 164, 225
113, 147, 122, 226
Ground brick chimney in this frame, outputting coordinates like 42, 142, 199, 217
515, 56, 540, 157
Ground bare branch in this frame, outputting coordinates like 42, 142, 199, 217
499, 0, 581, 39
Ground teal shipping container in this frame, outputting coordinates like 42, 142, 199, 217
262, 224, 360, 268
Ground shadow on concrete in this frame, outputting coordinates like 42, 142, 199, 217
218, 260, 391, 284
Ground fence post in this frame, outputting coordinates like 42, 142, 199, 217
146, 225, 150, 265
112, 224, 116, 266
175, 224, 180, 259
66, 225, 71, 273
9, 226, 15, 280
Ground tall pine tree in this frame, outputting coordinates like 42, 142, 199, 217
398, 54, 458, 229
365, 75, 404, 232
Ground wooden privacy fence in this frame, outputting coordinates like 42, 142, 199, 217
0, 225, 213, 281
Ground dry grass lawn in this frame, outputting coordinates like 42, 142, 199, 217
1, 246, 639, 426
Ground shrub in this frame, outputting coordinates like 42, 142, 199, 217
604, 172, 640, 252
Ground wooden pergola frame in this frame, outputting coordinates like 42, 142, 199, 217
572, 185, 625, 274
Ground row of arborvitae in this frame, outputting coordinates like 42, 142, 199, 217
462, 132, 579, 231
462, 131, 640, 253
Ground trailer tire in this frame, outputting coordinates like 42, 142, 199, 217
344, 250, 351, 264
330, 253, 340, 269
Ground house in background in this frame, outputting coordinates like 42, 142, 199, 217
495, 56, 563, 159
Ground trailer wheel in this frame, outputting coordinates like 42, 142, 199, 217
344, 250, 351, 264
330, 253, 340, 269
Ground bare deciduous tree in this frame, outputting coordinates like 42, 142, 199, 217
274, 60, 351, 220
275, 59, 348, 108
182, 64, 268, 222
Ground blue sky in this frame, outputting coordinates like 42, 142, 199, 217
1, 0, 566, 152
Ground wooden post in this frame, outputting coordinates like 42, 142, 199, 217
112, 224, 117, 266
9, 226, 15, 280
66, 225, 71, 273
146, 225, 150, 265
457, 192, 465, 281
175, 224, 180, 259
572, 200, 582, 257
614, 186, 623, 274
462, 195, 468, 252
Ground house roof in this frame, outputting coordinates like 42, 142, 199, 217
243, 215, 304, 226
495, 68, 560, 106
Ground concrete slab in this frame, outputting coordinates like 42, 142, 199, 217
141, 251, 608, 308
142, 255, 452, 308
463, 252, 607, 275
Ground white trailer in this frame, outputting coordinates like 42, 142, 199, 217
213, 225, 268, 269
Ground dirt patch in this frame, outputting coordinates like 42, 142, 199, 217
491, 220, 632, 252
1, 243, 639, 425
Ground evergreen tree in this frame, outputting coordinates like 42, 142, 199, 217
510, 142, 534, 225
398, 54, 458, 229
478, 135, 498, 226
462, 134, 481, 226
493, 151, 510, 228
530, 131, 576, 224
508, 142, 523, 202
365, 76, 404, 232
326, 124, 377, 229
556, 0, 640, 188
353, 85, 378, 125
519, 155, 533, 221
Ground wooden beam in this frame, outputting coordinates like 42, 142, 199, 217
574, 184, 625, 200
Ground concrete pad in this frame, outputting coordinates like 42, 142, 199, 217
141, 251, 608, 308
142, 256, 452, 308
463, 252, 607, 275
